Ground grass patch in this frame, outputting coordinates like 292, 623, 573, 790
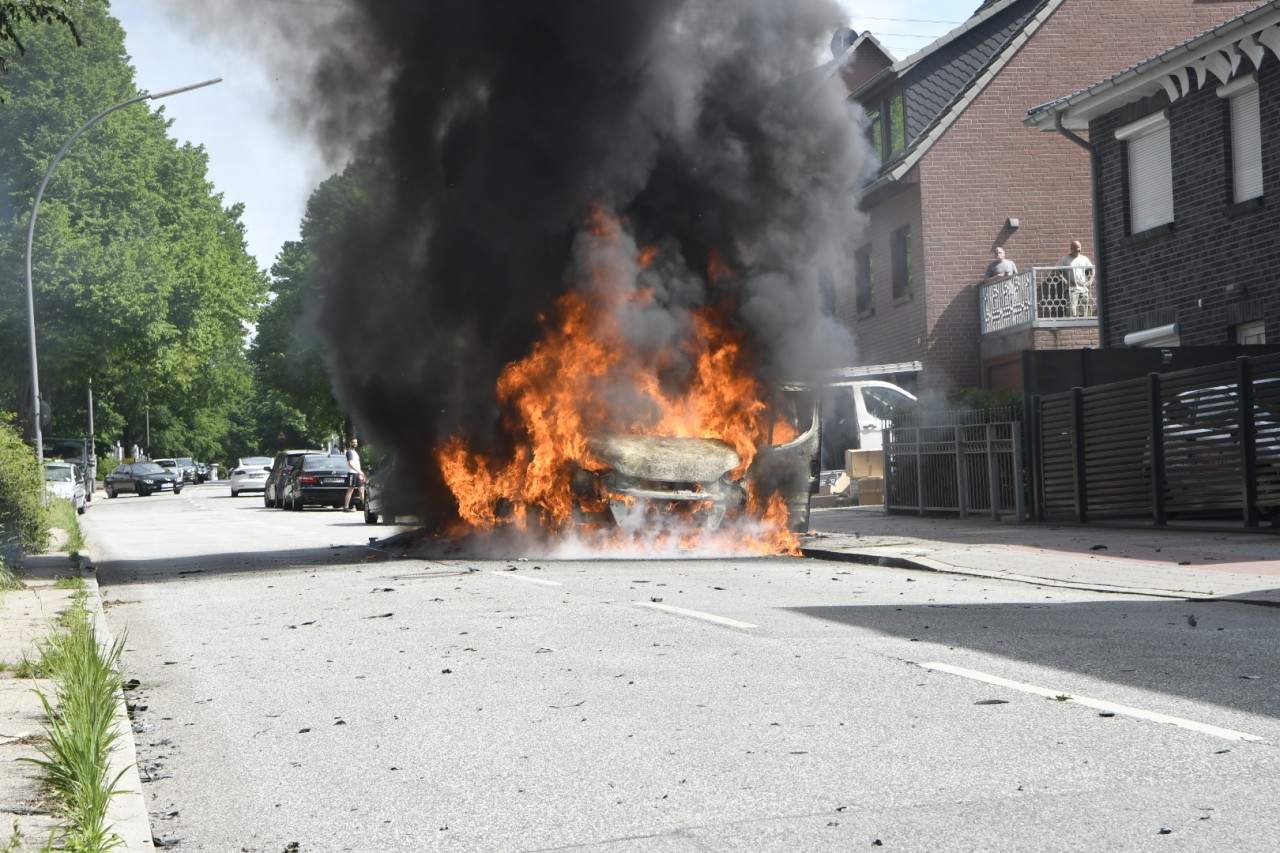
0, 556, 23, 592
18, 591, 127, 852
45, 498, 87, 555
54, 576, 87, 591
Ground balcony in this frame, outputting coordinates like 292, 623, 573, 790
980, 266, 1098, 335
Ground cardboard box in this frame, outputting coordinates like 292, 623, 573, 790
845, 449, 884, 480
856, 475, 884, 505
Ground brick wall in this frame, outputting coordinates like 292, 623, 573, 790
840, 179, 926, 369
1093, 51, 1280, 347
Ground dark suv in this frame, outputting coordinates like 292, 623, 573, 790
265, 449, 323, 508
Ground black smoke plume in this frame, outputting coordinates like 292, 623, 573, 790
195, 0, 871, 529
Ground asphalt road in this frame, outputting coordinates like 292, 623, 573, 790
82, 483, 1280, 852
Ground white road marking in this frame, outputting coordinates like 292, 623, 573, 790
636, 602, 756, 629
488, 571, 562, 587
919, 661, 1262, 742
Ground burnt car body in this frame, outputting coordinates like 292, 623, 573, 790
104, 462, 183, 497
570, 385, 820, 532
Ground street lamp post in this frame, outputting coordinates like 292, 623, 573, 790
23, 78, 222, 466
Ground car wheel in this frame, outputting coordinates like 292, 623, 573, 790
106, 485, 116, 498
77, 504, 86, 515
364, 505, 378, 524
175, 486, 183, 495
137, 483, 151, 496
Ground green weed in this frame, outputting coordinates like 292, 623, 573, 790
18, 593, 127, 852
54, 576, 86, 591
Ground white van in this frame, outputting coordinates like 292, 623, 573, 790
820, 380, 917, 470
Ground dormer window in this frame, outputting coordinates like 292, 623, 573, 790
866, 88, 905, 161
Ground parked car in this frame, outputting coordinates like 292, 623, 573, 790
1155, 378, 1280, 519
104, 462, 183, 497
194, 461, 211, 483
175, 457, 199, 483
280, 453, 364, 511
820, 380, 917, 470
229, 456, 274, 497
265, 449, 324, 508
43, 461, 87, 514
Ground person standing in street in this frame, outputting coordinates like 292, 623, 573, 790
342, 438, 363, 512
1057, 239, 1095, 317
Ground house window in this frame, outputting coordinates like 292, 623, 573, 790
891, 226, 912, 300
865, 89, 905, 162
854, 244, 873, 315
1218, 75, 1262, 203
1237, 319, 1266, 344
1115, 111, 1173, 234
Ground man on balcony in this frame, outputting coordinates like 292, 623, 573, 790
985, 246, 1017, 282
1057, 240, 1094, 317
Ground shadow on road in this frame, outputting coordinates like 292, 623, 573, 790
789, 598, 1280, 720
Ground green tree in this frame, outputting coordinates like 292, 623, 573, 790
248, 162, 382, 449
0, 1, 78, 72
0, 0, 266, 463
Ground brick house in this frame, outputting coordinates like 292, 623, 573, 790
837, 0, 1262, 394
1025, 1, 1280, 349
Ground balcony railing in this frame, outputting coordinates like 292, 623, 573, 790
980, 266, 1097, 335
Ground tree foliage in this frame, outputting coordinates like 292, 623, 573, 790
247, 161, 381, 450
0, 1, 79, 72
0, 1, 266, 463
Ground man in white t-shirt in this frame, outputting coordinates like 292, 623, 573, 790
342, 438, 363, 512
1057, 240, 1094, 317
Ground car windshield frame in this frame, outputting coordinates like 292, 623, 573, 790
239, 457, 273, 468
131, 463, 166, 475
43, 466, 75, 482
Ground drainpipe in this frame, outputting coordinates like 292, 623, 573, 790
1053, 111, 1107, 346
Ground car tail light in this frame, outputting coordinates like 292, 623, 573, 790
299, 474, 320, 485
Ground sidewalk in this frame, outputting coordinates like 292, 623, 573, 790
804, 505, 1280, 603
0, 551, 149, 852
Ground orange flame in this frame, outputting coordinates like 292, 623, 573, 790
436, 205, 802, 554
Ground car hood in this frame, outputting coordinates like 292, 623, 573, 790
587, 435, 741, 482
45, 482, 76, 500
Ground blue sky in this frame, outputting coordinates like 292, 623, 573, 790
111, 1, 968, 272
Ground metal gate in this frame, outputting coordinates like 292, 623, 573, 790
885, 409, 1025, 519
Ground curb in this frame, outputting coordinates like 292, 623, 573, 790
799, 546, 1216, 601
79, 555, 153, 852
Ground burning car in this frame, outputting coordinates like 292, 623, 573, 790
569, 385, 820, 533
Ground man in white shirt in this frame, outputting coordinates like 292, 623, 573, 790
1057, 240, 1094, 317
342, 438, 363, 512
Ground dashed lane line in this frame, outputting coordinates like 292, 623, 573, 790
488, 571, 563, 587
635, 601, 757, 629
919, 661, 1262, 742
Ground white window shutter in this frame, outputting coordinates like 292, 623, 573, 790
1127, 123, 1173, 233
1231, 86, 1263, 202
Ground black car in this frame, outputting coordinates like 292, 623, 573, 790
104, 462, 184, 497
265, 449, 323, 508
281, 453, 363, 511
